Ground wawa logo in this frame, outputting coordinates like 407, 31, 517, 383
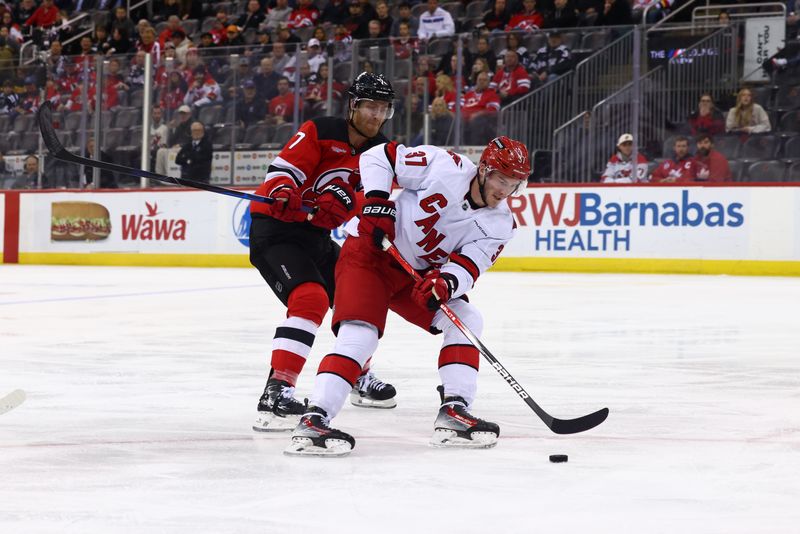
121, 201, 187, 240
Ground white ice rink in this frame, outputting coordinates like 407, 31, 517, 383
1, 264, 799, 533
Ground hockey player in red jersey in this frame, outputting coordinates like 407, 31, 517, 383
250, 72, 398, 432
285, 136, 531, 456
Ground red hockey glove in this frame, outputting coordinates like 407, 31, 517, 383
412, 270, 457, 311
310, 180, 356, 230
269, 185, 307, 223
357, 192, 396, 248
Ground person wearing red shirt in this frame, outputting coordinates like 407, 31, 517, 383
507, 0, 545, 31
269, 76, 303, 123
461, 71, 501, 144
24, 0, 58, 29
687, 93, 725, 137
651, 136, 696, 183
693, 134, 732, 182
490, 50, 531, 105
287, 0, 320, 29
157, 15, 184, 48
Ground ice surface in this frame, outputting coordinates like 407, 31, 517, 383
1, 265, 799, 533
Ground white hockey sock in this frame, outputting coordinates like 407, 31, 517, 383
439, 363, 478, 406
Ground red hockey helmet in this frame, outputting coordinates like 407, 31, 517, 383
480, 136, 531, 182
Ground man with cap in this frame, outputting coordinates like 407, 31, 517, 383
225, 24, 246, 53
601, 133, 650, 183
306, 38, 327, 73
236, 80, 267, 127
249, 72, 399, 432
169, 104, 194, 149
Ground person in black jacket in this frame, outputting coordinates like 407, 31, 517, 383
174, 122, 213, 183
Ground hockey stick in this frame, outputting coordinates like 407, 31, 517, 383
382, 238, 608, 435
0, 389, 26, 415
36, 101, 313, 212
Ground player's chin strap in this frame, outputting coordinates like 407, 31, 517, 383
379, 236, 609, 435
476, 165, 490, 206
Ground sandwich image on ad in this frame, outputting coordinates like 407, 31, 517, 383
51, 201, 112, 241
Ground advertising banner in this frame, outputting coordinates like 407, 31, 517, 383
743, 17, 786, 82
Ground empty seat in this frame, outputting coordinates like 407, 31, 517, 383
782, 135, 800, 159
15, 131, 40, 154
787, 161, 800, 181
740, 135, 779, 160
212, 125, 241, 149
580, 30, 610, 51
560, 32, 581, 50
272, 122, 295, 146
775, 84, 800, 110
240, 123, 273, 148
0, 114, 10, 132
425, 37, 453, 57
465, 0, 486, 19
198, 104, 224, 125
779, 110, 800, 133
749, 85, 773, 108
64, 111, 83, 131
745, 160, 786, 182
442, 2, 465, 19
129, 89, 144, 108
728, 159, 743, 181
115, 108, 141, 129
12, 114, 35, 134
333, 62, 353, 84
102, 128, 126, 151
525, 33, 547, 53
714, 136, 741, 159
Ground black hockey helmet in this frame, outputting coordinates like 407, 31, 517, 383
348, 71, 395, 103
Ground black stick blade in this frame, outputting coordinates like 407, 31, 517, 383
550, 407, 609, 435
38, 101, 65, 156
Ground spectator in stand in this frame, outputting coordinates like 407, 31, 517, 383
546, 0, 579, 28
170, 30, 191, 64
693, 134, 732, 182
467, 57, 491, 89
126, 49, 147, 90
105, 56, 129, 93
276, 22, 302, 48
344, 0, 370, 39
374, 0, 392, 37
158, 15, 183, 48
110, 6, 136, 43
14, 0, 37, 26
305, 38, 327, 73
461, 70, 501, 144
150, 105, 171, 174
24, 0, 58, 30
650, 136, 695, 183
93, 25, 112, 55
0, 28, 18, 71
507, 0, 545, 32
137, 25, 161, 65
264, 0, 292, 32
415, 54, 437, 98
601, 133, 649, 183
74, 35, 96, 65
331, 24, 354, 62
0, 151, 13, 187
595, 0, 634, 26
474, 36, 497, 71
1, 11, 24, 46
633, 0, 673, 24
391, 2, 419, 37
288, 0, 320, 29
238, 0, 266, 31
209, 10, 231, 45
169, 104, 193, 148
19, 77, 40, 114
726, 87, 771, 134
362, 20, 385, 51
161, 70, 188, 112
8, 155, 42, 190
499, 32, 532, 72
271, 41, 292, 74
44, 40, 68, 79
418, 0, 455, 40
184, 67, 221, 109
107, 27, 132, 55
433, 72, 456, 111
532, 30, 573, 84
687, 93, 725, 137
429, 96, 454, 144
392, 21, 419, 59
322, 0, 349, 26
0, 78, 21, 116
225, 57, 254, 98
268, 75, 301, 124
254, 56, 280, 102
490, 50, 531, 105
226, 24, 247, 54
84, 138, 118, 189
175, 121, 213, 183
236, 80, 267, 127
151, 0, 181, 23
483, 0, 511, 33
247, 27, 272, 60
357, 0, 377, 21
304, 63, 344, 118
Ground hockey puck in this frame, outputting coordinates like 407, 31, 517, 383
549, 454, 568, 463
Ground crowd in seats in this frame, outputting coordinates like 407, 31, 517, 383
0, 0, 797, 188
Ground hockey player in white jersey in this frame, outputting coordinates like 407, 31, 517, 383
285, 136, 531, 456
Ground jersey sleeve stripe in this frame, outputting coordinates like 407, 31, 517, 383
450, 253, 481, 282
383, 141, 398, 171
266, 155, 308, 186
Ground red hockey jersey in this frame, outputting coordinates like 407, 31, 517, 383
251, 117, 388, 218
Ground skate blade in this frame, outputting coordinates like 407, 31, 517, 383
429, 429, 498, 449
349, 391, 397, 409
252, 411, 301, 432
283, 437, 353, 457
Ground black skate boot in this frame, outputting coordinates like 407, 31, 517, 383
431, 393, 500, 449
349, 371, 397, 409
284, 406, 356, 457
252, 378, 307, 432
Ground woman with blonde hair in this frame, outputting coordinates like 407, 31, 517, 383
434, 72, 457, 111
725, 87, 771, 133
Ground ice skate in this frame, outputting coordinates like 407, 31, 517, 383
253, 379, 307, 432
349, 370, 397, 409
430, 395, 499, 449
284, 406, 355, 457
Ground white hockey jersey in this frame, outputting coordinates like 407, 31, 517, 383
349, 143, 516, 298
